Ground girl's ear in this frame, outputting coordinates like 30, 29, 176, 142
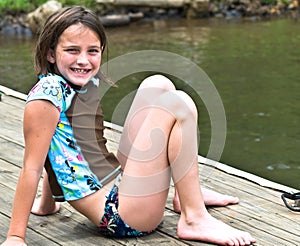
47, 49, 56, 63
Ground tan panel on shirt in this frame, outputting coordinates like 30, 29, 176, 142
66, 81, 120, 184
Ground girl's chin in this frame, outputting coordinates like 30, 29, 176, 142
67, 75, 93, 86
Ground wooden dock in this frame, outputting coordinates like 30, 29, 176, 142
1, 85, 300, 246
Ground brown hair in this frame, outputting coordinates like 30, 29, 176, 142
34, 6, 107, 77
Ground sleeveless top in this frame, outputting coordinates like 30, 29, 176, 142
26, 73, 121, 201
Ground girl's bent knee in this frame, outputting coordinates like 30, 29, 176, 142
140, 74, 176, 91
156, 90, 198, 120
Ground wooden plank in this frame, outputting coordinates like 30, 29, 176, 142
201, 183, 300, 244
0, 138, 24, 167
0, 157, 122, 245
0, 103, 23, 124
0, 213, 59, 246
0, 96, 26, 109
198, 167, 300, 234
0, 85, 27, 101
198, 156, 299, 193
0, 159, 22, 188
199, 165, 295, 210
0, 120, 24, 146
166, 175, 300, 245
0, 182, 124, 246
0, 157, 190, 246
212, 208, 299, 246
0, 183, 191, 246
0, 96, 24, 146
0, 94, 25, 117
2, 92, 300, 245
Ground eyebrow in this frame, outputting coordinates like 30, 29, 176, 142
89, 45, 102, 49
61, 44, 102, 49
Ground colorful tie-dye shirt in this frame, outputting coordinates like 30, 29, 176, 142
26, 73, 120, 201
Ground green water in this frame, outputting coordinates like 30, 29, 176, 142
1, 18, 300, 189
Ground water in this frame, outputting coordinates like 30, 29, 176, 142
1, 17, 300, 189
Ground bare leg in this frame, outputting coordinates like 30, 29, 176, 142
117, 76, 255, 245
117, 75, 240, 214
116, 75, 179, 230
166, 121, 254, 244
31, 170, 60, 216
117, 74, 176, 169
167, 93, 255, 245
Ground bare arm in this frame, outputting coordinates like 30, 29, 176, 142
30, 170, 61, 216
2, 100, 59, 245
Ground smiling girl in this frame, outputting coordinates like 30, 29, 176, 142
1, 6, 255, 246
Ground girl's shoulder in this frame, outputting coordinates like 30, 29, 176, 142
26, 73, 74, 112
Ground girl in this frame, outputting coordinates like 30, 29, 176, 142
2, 6, 255, 246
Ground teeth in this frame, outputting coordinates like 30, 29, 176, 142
73, 68, 88, 74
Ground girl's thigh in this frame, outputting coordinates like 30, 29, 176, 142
118, 187, 169, 232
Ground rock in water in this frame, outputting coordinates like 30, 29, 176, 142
26, 0, 62, 34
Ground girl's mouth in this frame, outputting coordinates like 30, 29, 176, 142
71, 68, 91, 74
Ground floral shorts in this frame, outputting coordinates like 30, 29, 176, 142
98, 173, 152, 238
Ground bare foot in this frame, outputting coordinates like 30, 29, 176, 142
31, 197, 61, 216
202, 187, 239, 206
177, 212, 256, 245
173, 187, 239, 213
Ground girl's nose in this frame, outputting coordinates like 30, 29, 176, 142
77, 53, 88, 65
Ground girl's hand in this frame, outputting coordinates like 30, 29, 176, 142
1, 236, 27, 246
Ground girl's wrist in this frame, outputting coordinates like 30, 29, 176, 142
1, 236, 26, 246
7, 235, 25, 242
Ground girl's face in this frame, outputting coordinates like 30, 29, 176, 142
47, 23, 102, 87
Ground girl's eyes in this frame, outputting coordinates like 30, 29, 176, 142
64, 48, 100, 54
65, 48, 79, 53
88, 49, 100, 54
